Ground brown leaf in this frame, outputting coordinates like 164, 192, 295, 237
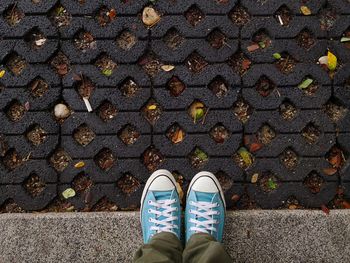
242, 59, 251, 70
250, 142, 263, 152
321, 204, 330, 215
231, 194, 240, 202
300, 6, 311, 15
247, 43, 260, 52
322, 167, 337, 176
172, 129, 184, 144
108, 9, 117, 20
329, 155, 342, 168
342, 201, 350, 209
243, 135, 250, 146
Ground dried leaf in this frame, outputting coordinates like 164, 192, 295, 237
148, 104, 157, 110
74, 161, 85, 169
322, 167, 337, 176
321, 204, 330, 215
298, 78, 313, 89
176, 182, 184, 204
161, 65, 175, 71
35, 38, 47, 47
327, 50, 337, 71
250, 142, 262, 152
288, 204, 298, 210
273, 53, 281, 60
300, 6, 311, 15
107, 9, 117, 20
0, 70, 5, 78
24, 102, 30, 111
142, 7, 161, 27
340, 37, 350, 43
241, 59, 251, 70
318, 55, 328, 65
328, 150, 343, 168
342, 201, 350, 209
251, 173, 259, 183
172, 129, 184, 144
62, 188, 76, 199
247, 43, 260, 52
231, 194, 240, 202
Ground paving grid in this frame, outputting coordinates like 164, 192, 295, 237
0, 0, 349, 211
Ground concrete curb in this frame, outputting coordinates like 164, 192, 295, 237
0, 210, 349, 262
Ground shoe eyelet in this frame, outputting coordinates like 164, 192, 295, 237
189, 209, 192, 213
148, 209, 152, 213
175, 207, 178, 211
148, 200, 152, 204
174, 199, 177, 202
148, 218, 152, 222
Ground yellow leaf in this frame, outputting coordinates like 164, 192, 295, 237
74, 161, 85, 168
161, 65, 175, 72
300, 6, 311, 15
251, 173, 259, 183
62, 188, 76, 199
148, 104, 157, 110
327, 50, 337, 71
0, 70, 5, 78
176, 182, 184, 204
238, 147, 253, 166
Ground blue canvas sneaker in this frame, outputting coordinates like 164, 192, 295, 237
185, 171, 226, 242
140, 169, 181, 243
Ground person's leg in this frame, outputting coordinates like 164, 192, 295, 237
133, 169, 183, 263
134, 232, 183, 263
183, 171, 232, 263
183, 233, 232, 263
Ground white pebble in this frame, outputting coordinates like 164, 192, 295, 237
54, 103, 70, 119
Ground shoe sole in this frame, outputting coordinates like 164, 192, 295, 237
187, 171, 226, 208
140, 169, 177, 222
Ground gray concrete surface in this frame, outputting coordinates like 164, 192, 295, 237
0, 210, 349, 262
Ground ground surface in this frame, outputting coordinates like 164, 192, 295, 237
0, 0, 350, 212
1, 211, 350, 262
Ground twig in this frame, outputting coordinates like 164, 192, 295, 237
83, 97, 93, 112
277, 15, 283, 26
201, 108, 210, 125
22, 151, 32, 162
223, 41, 232, 49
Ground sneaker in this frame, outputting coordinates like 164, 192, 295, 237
185, 171, 226, 242
140, 169, 181, 243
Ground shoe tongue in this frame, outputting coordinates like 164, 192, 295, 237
195, 191, 216, 203
153, 190, 173, 201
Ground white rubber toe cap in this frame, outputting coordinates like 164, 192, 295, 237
188, 171, 226, 207
148, 169, 176, 191
191, 177, 219, 193
190, 172, 220, 193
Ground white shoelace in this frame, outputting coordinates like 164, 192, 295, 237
148, 199, 178, 235
189, 201, 219, 234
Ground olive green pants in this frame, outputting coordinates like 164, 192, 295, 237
134, 232, 233, 263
